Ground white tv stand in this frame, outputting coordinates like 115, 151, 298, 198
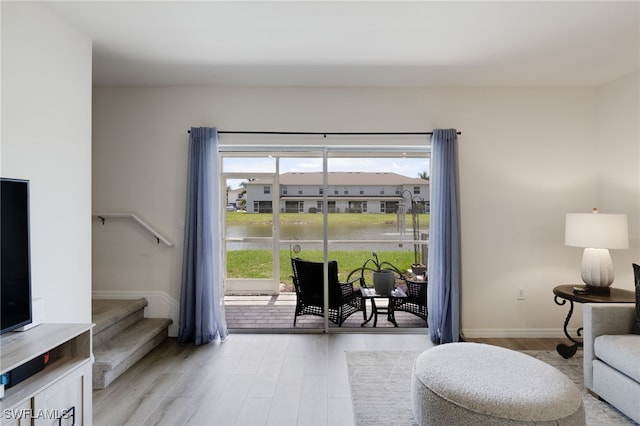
0, 323, 93, 425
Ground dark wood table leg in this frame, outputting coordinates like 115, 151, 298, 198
554, 296, 582, 358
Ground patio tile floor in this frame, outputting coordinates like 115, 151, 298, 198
224, 293, 427, 329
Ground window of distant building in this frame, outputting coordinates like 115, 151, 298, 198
414, 186, 420, 195
264, 185, 271, 194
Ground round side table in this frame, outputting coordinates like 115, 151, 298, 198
553, 284, 634, 358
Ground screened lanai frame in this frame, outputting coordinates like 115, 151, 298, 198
219, 139, 431, 332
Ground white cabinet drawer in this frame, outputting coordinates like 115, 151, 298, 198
33, 371, 85, 426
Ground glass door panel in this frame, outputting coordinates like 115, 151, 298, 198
325, 154, 430, 329
222, 156, 278, 303
223, 173, 277, 295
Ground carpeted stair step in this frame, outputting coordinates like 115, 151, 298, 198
92, 298, 148, 348
93, 317, 173, 389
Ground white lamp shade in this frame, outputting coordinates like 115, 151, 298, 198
565, 213, 628, 249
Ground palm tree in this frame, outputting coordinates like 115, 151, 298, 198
418, 171, 429, 181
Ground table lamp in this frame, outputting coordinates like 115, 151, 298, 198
565, 208, 628, 293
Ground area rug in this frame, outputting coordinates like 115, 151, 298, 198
345, 350, 636, 426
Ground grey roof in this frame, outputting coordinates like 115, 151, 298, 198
249, 172, 426, 186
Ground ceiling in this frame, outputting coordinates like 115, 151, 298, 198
44, 1, 640, 87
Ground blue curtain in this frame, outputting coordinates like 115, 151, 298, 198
428, 129, 461, 344
178, 127, 228, 345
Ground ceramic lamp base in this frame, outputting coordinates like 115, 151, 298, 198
581, 248, 614, 288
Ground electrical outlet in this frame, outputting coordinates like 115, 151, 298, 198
517, 287, 526, 300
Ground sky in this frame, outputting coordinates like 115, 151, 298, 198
223, 156, 429, 189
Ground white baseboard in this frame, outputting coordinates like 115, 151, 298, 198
92, 290, 179, 337
462, 328, 566, 339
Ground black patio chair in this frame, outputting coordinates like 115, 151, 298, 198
291, 257, 364, 326
391, 275, 428, 323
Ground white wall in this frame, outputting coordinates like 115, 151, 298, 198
597, 72, 640, 273
91, 81, 639, 337
1, 2, 93, 323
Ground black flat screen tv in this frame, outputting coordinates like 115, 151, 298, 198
1, 178, 32, 334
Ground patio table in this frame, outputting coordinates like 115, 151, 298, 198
360, 287, 407, 327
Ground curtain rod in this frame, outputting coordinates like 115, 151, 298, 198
186, 130, 461, 136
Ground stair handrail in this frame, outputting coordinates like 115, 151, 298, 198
94, 212, 175, 247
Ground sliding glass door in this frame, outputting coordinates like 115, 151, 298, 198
220, 145, 430, 331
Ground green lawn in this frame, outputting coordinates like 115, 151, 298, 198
227, 249, 418, 283
226, 211, 429, 227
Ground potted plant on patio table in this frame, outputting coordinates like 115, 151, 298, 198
350, 252, 403, 296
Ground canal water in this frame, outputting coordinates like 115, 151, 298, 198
226, 222, 427, 252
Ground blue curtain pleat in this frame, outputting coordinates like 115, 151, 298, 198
178, 127, 228, 345
428, 129, 461, 344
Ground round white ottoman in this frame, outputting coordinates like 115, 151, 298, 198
411, 343, 585, 425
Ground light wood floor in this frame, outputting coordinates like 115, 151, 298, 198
92, 334, 568, 426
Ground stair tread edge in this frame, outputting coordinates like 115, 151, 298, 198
92, 298, 149, 333
93, 318, 173, 363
